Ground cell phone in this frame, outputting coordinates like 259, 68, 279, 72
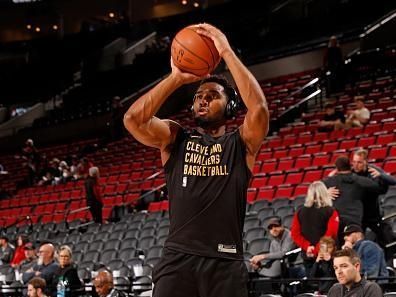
319, 243, 328, 253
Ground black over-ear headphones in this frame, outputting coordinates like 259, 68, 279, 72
191, 88, 239, 119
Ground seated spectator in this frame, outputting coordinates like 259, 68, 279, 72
291, 181, 339, 275
318, 104, 345, 132
23, 243, 59, 297
309, 236, 337, 294
54, 245, 83, 297
0, 234, 15, 265
28, 277, 48, 297
10, 234, 28, 268
249, 216, 297, 278
342, 224, 388, 282
55, 161, 72, 184
69, 156, 79, 180
327, 249, 383, 297
19, 242, 37, 273
93, 270, 126, 297
345, 98, 370, 128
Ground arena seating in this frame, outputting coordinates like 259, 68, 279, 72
0, 63, 395, 294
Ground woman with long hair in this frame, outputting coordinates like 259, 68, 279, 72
291, 181, 339, 274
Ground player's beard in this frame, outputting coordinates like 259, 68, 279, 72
194, 114, 225, 129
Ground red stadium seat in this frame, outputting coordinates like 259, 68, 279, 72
294, 184, 309, 196
277, 157, 294, 171
369, 146, 388, 160
267, 174, 285, 187
377, 133, 395, 145
251, 176, 268, 188
257, 186, 275, 201
294, 155, 312, 169
322, 141, 339, 152
305, 144, 322, 155
285, 171, 304, 185
357, 136, 376, 148
262, 159, 278, 173
312, 153, 330, 167
247, 188, 258, 203
303, 169, 323, 183
274, 185, 294, 198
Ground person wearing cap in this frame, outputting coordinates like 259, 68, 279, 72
19, 242, 38, 273
93, 270, 126, 297
0, 234, 15, 265
328, 248, 382, 297
342, 224, 388, 282
250, 216, 296, 277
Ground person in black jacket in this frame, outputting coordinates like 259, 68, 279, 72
323, 156, 382, 245
351, 149, 396, 248
54, 245, 83, 297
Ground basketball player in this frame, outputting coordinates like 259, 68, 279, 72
124, 23, 269, 297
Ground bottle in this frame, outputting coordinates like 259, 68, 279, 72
57, 277, 65, 297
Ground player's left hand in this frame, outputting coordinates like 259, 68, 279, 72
194, 23, 232, 57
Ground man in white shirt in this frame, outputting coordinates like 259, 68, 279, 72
345, 98, 370, 128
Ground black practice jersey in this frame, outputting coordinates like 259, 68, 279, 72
163, 128, 251, 260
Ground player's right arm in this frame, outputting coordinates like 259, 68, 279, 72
123, 59, 204, 159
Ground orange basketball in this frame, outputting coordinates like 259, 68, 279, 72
171, 26, 221, 76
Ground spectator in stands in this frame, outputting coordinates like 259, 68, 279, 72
54, 245, 83, 297
345, 98, 370, 128
291, 181, 339, 275
123, 23, 269, 297
10, 234, 28, 268
93, 270, 126, 297
342, 224, 388, 281
27, 277, 48, 297
323, 36, 344, 94
318, 103, 345, 132
23, 243, 59, 297
85, 166, 103, 223
21, 139, 40, 186
0, 234, 15, 265
324, 155, 382, 244
55, 161, 72, 184
77, 157, 93, 179
69, 155, 79, 180
19, 242, 37, 273
250, 216, 297, 278
351, 149, 396, 248
309, 236, 337, 294
327, 248, 383, 297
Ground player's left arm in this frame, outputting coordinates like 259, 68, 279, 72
195, 24, 269, 170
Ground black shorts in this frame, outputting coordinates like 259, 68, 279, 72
152, 248, 248, 297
